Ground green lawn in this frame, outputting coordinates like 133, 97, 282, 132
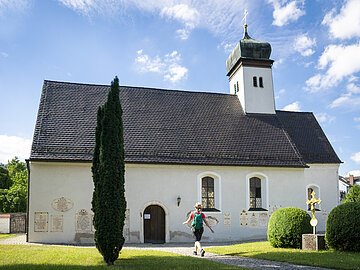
207, 241, 360, 270
0, 234, 16, 240
0, 245, 242, 270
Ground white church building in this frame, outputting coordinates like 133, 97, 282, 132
27, 25, 341, 244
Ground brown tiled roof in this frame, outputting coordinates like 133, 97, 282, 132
30, 80, 341, 167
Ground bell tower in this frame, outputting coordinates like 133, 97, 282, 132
226, 24, 276, 114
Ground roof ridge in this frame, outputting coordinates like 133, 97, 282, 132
276, 110, 314, 115
43, 80, 230, 97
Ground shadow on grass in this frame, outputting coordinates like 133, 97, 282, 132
221, 250, 360, 270
0, 255, 243, 270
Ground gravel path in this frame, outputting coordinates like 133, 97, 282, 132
0, 235, 333, 270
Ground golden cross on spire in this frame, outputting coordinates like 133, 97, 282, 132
243, 9, 249, 25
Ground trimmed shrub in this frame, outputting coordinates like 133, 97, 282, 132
268, 207, 312, 248
326, 202, 360, 251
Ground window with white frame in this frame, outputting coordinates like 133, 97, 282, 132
247, 175, 268, 211
198, 173, 221, 212
202, 176, 215, 209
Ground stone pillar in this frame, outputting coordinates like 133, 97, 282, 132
302, 234, 326, 250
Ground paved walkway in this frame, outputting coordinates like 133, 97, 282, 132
0, 234, 332, 270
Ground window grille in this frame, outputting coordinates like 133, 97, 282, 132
250, 177, 262, 209
202, 177, 215, 209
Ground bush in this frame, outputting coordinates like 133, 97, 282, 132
343, 185, 360, 203
326, 202, 360, 251
268, 207, 312, 248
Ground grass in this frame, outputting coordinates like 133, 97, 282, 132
0, 234, 16, 240
207, 241, 360, 270
0, 245, 243, 270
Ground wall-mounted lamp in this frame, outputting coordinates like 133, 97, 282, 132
177, 196, 181, 207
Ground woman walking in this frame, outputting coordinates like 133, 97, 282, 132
183, 202, 214, 256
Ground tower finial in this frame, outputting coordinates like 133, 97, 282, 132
242, 9, 250, 38
242, 9, 249, 38
243, 9, 249, 25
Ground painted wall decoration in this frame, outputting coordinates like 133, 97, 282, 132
34, 212, 48, 232
51, 197, 74, 212
240, 210, 248, 226
223, 212, 231, 226
75, 209, 92, 233
50, 215, 63, 232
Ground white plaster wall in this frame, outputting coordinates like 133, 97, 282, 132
229, 65, 275, 114
28, 162, 93, 243
28, 161, 339, 244
303, 164, 340, 232
0, 215, 10, 233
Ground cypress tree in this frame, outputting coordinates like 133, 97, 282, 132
92, 77, 126, 266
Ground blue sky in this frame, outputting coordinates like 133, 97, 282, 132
0, 0, 359, 176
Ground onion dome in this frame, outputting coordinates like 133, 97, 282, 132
226, 24, 272, 74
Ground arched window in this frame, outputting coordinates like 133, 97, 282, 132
198, 173, 221, 212
247, 174, 268, 211
253, 76, 258, 87
259, 77, 264, 88
202, 177, 215, 209
249, 177, 262, 209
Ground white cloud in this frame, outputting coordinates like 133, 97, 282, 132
330, 77, 360, 108
354, 117, 360, 122
0, 0, 30, 15
57, 0, 250, 40
0, 135, 31, 164
161, 4, 199, 29
164, 64, 188, 83
134, 49, 188, 83
282, 101, 301, 111
268, 0, 305, 27
346, 170, 360, 177
160, 4, 200, 40
0, 51, 8, 58
293, 34, 316, 56
58, 0, 94, 14
322, 0, 360, 40
351, 152, 360, 164
330, 93, 360, 108
176, 29, 191, 40
135, 49, 165, 73
306, 42, 360, 92
315, 112, 335, 124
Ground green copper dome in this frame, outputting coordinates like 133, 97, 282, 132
226, 25, 272, 73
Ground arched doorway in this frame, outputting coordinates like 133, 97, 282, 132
143, 205, 165, 243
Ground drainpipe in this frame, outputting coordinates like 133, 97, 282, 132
25, 159, 30, 243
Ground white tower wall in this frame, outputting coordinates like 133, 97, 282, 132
229, 65, 275, 114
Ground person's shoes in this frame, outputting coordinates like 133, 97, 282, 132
193, 251, 197, 255
200, 249, 205, 257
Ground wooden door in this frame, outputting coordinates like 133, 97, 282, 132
144, 205, 165, 243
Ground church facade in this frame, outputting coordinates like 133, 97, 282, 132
27, 26, 341, 244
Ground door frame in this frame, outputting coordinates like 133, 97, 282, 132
141, 201, 169, 243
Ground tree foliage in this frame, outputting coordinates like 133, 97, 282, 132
326, 202, 360, 251
92, 77, 126, 266
344, 185, 360, 203
0, 157, 28, 213
0, 165, 12, 189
